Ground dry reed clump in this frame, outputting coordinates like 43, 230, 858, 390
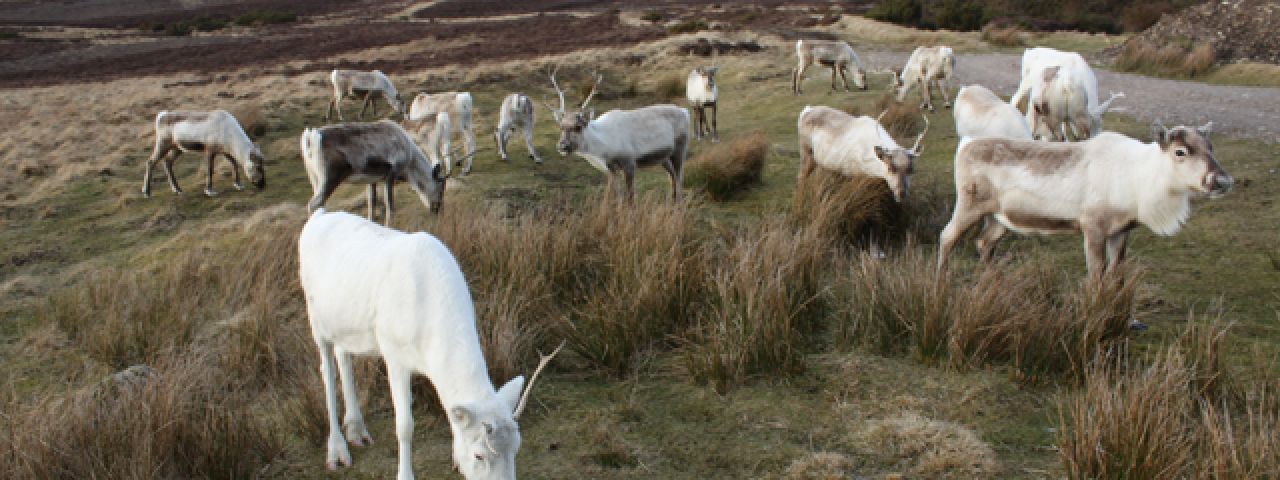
682, 131, 768, 201
837, 252, 1140, 383
792, 169, 899, 250
1057, 315, 1280, 479
980, 23, 1024, 47
1114, 39, 1217, 78
856, 411, 1000, 478
652, 73, 685, 99
784, 451, 858, 479
681, 217, 831, 393
873, 93, 926, 139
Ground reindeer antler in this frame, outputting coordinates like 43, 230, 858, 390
513, 340, 566, 419
580, 71, 603, 110
911, 113, 930, 154
545, 65, 566, 120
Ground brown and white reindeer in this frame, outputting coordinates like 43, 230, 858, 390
686, 66, 719, 142
409, 92, 477, 175
937, 122, 1232, 279
404, 111, 454, 174
544, 67, 690, 202
142, 110, 265, 198
300, 120, 448, 226
326, 69, 406, 121
891, 46, 957, 111
792, 39, 868, 95
796, 105, 929, 203
953, 85, 1033, 140
494, 93, 542, 164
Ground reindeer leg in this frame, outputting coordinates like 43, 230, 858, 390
383, 173, 395, 227
829, 66, 838, 93
357, 92, 373, 120
495, 127, 510, 162
920, 78, 935, 112
385, 360, 415, 480
222, 152, 244, 191
523, 122, 541, 164
366, 184, 378, 222
462, 126, 476, 175
1083, 226, 1109, 282
938, 79, 952, 109
316, 339, 352, 470
709, 102, 718, 143
975, 217, 1007, 262
161, 149, 183, 195
142, 142, 171, 198
793, 64, 807, 95
326, 97, 336, 121
839, 65, 851, 91
1105, 230, 1131, 274
307, 174, 343, 213
937, 200, 985, 274
623, 165, 636, 205
203, 149, 220, 196
334, 347, 372, 447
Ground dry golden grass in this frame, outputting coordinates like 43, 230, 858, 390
792, 170, 898, 250
1115, 39, 1217, 78
980, 23, 1025, 47
858, 411, 1000, 478
652, 73, 685, 99
683, 131, 768, 201
784, 451, 857, 479
874, 93, 927, 140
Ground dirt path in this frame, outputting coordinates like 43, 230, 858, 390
861, 51, 1280, 144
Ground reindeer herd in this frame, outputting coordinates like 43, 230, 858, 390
134, 36, 1233, 479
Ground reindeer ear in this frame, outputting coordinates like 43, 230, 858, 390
432, 163, 443, 180
1197, 121, 1214, 137
496, 376, 526, 415
1152, 121, 1169, 148
451, 405, 475, 428
874, 146, 889, 161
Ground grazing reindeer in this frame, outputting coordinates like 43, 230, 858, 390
494, 93, 542, 164
544, 68, 690, 202
404, 111, 454, 174
300, 120, 448, 225
326, 69, 406, 121
891, 46, 957, 111
938, 122, 1231, 279
410, 92, 477, 175
142, 110, 265, 198
1027, 65, 1125, 141
299, 208, 564, 480
792, 39, 868, 95
797, 105, 929, 203
953, 85, 1033, 140
686, 66, 719, 142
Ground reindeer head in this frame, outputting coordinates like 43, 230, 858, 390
247, 143, 266, 189
449, 342, 563, 480
544, 67, 601, 156
873, 111, 929, 203
1154, 121, 1232, 199
410, 162, 448, 214
691, 66, 718, 91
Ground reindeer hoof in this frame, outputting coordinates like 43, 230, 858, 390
233, 183, 244, 191
204, 188, 218, 197
142, 189, 151, 198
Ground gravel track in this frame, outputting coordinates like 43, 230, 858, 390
861, 51, 1280, 143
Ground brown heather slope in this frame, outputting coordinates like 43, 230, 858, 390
1113, 0, 1280, 64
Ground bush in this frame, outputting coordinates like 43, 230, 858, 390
683, 132, 768, 201
652, 73, 685, 99
934, 0, 987, 31
867, 0, 923, 27
233, 10, 298, 27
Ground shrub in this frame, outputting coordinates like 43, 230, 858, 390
652, 73, 685, 99
867, 0, 923, 27
0, 30, 20, 39
934, 0, 987, 31
233, 10, 298, 27
667, 19, 709, 34
683, 132, 768, 201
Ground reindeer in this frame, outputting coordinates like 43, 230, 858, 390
891, 46, 957, 112
544, 67, 690, 202
142, 110, 265, 198
686, 66, 719, 142
797, 105, 929, 203
1027, 65, 1124, 141
953, 85, 1033, 140
300, 120, 448, 226
299, 208, 564, 480
410, 92, 477, 175
938, 122, 1231, 279
404, 111, 454, 174
494, 93, 542, 164
326, 69, 406, 121
792, 39, 868, 95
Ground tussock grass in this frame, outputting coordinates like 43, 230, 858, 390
792, 170, 898, 250
683, 132, 768, 201
652, 73, 685, 100
874, 93, 927, 139
980, 23, 1024, 47
1114, 39, 1216, 78
784, 451, 857, 479
858, 411, 1000, 478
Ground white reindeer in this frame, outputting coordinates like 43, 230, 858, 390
326, 69, 406, 121
494, 93, 542, 164
404, 111, 454, 173
1027, 65, 1124, 141
686, 66, 719, 142
796, 105, 929, 203
891, 46, 957, 112
299, 208, 563, 480
300, 120, 448, 225
142, 110, 265, 198
953, 85, 1033, 140
410, 92, 477, 175
545, 68, 690, 202
792, 39, 868, 95
937, 122, 1232, 279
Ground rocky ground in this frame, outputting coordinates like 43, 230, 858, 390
1115, 0, 1280, 64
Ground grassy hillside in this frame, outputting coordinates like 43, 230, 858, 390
2, 18, 1277, 480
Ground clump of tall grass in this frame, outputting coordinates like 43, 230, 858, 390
980, 23, 1024, 47
873, 93, 926, 139
792, 169, 899, 250
683, 132, 768, 201
651, 74, 685, 99
1114, 39, 1216, 78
